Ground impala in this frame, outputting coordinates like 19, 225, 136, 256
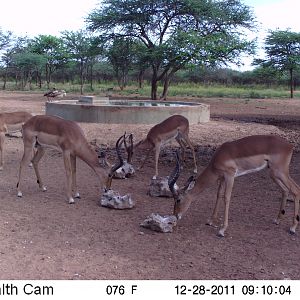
168, 135, 300, 237
0, 111, 33, 170
134, 114, 197, 179
16, 115, 123, 203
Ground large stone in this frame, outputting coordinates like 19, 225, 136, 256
113, 161, 135, 179
140, 213, 177, 233
100, 189, 134, 209
148, 176, 178, 198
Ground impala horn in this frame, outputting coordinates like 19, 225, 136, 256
105, 134, 125, 190
124, 133, 133, 163
168, 150, 181, 203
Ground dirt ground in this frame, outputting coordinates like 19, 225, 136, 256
1, 91, 300, 280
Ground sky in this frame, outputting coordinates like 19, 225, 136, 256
0, 0, 100, 36
0, 0, 298, 70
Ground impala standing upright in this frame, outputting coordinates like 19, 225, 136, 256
134, 114, 197, 179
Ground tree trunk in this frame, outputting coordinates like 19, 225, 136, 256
46, 64, 50, 89
290, 68, 294, 99
90, 64, 94, 91
2, 68, 7, 90
160, 77, 169, 100
151, 66, 158, 100
160, 68, 179, 100
138, 69, 144, 89
80, 60, 84, 95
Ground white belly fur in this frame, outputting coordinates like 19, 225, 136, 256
235, 161, 268, 177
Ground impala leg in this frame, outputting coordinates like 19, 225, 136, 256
138, 147, 153, 170
176, 137, 187, 166
17, 139, 35, 197
271, 169, 300, 234
28, 148, 36, 167
269, 170, 289, 225
207, 178, 225, 227
183, 135, 197, 174
71, 154, 80, 199
153, 143, 161, 179
283, 177, 300, 234
31, 145, 47, 192
218, 175, 235, 237
275, 189, 289, 225
290, 196, 300, 234
0, 132, 4, 171
62, 151, 74, 204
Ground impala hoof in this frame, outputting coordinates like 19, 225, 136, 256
206, 221, 218, 228
193, 168, 198, 174
68, 198, 75, 204
75, 192, 81, 199
273, 218, 280, 225
289, 228, 296, 235
217, 228, 225, 237
42, 186, 47, 192
17, 191, 23, 197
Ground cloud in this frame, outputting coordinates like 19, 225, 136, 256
255, 0, 298, 33
0, 0, 99, 36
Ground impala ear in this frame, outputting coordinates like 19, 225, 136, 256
182, 175, 196, 192
92, 142, 111, 168
97, 149, 111, 168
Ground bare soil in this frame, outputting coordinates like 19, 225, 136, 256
1, 91, 300, 280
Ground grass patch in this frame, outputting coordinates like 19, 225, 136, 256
1, 80, 300, 99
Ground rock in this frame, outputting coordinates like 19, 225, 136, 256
100, 189, 135, 209
140, 213, 177, 233
113, 161, 135, 179
148, 176, 178, 197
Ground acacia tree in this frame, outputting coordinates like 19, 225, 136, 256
0, 28, 12, 50
0, 29, 14, 89
107, 37, 136, 90
255, 30, 300, 98
87, 0, 256, 99
62, 30, 101, 94
12, 52, 47, 90
29, 35, 67, 88
1, 36, 31, 89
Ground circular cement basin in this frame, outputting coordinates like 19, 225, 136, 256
45, 97, 210, 124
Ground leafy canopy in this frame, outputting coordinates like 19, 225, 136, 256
86, 0, 256, 67
264, 30, 300, 70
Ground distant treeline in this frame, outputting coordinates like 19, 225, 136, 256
1, 62, 300, 92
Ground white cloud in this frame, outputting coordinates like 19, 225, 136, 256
255, 0, 299, 33
0, 0, 100, 36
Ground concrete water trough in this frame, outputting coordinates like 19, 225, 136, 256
45, 96, 210, 124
